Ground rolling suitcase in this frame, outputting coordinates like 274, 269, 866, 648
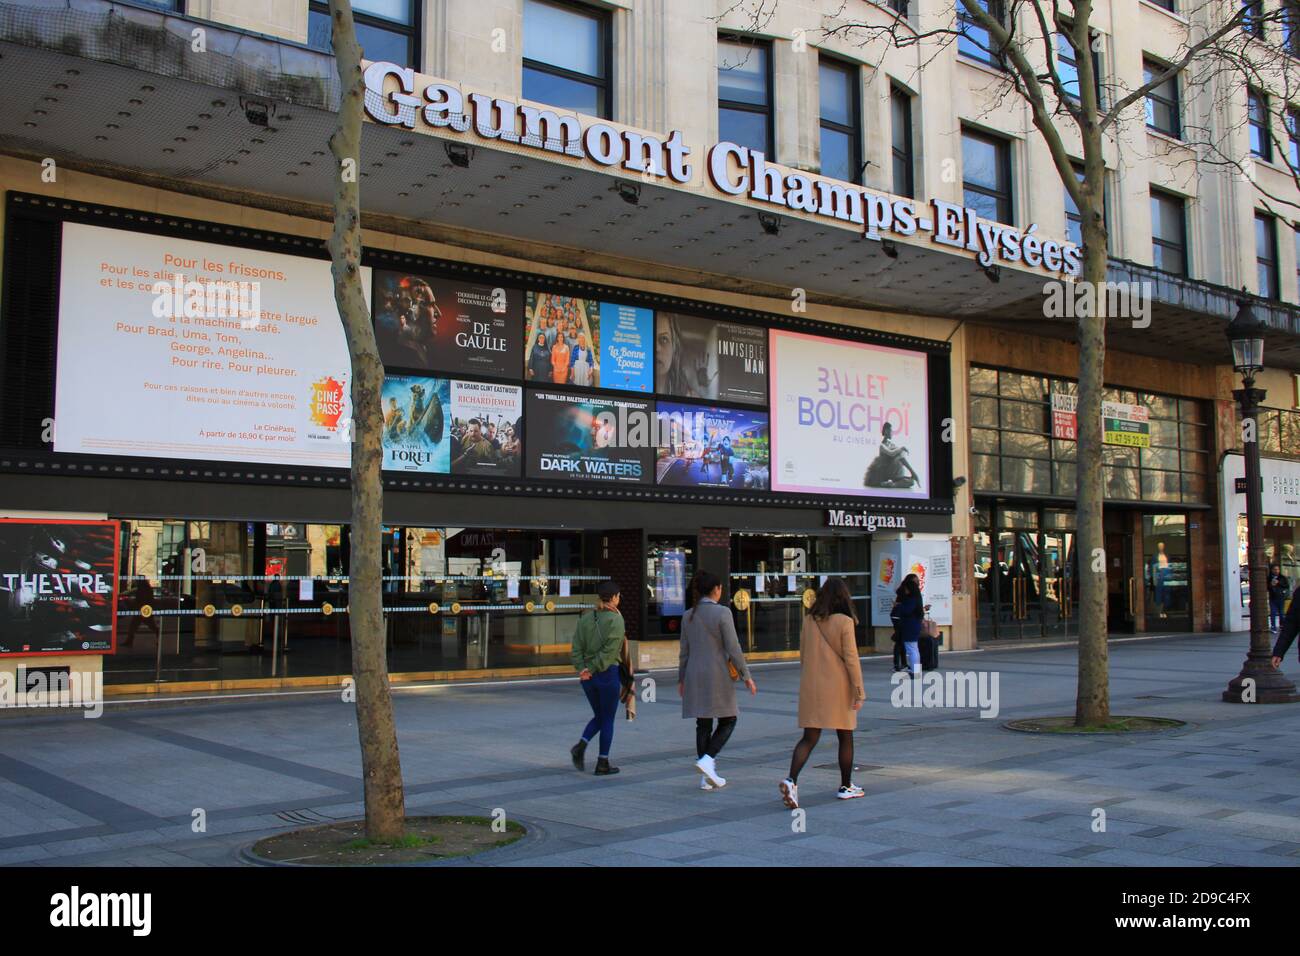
919, 634, 940, 671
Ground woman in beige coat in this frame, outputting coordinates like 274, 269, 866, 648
779, 576, 866, 809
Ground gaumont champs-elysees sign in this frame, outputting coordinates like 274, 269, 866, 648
361, 62, 1083, 279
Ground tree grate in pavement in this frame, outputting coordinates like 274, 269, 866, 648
275, 809, 337, 826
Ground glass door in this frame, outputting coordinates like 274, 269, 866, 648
1041, 512, 1076, 639
1143, 514, 1191, 631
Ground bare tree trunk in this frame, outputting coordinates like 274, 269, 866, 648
1075, 181, 1111, 727
327, 0, 405, 841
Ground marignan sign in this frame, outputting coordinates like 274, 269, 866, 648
825, 511, 909, 531
361, 62, 1083, 279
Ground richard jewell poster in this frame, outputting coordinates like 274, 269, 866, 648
769, 329, 929, 498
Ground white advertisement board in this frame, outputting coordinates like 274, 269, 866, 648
769, 329, 930, 498
870, 537, 953, 627
54, 223, 367, 468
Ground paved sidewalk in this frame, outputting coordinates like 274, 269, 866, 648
3, 632, 1300, 867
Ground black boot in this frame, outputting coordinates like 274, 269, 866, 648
570, 740, 587, 770
594, 757, 620, 776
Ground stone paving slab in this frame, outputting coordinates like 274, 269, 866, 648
1, 632, 1300, 867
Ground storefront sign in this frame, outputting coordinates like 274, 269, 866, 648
0, 519, 119, 656
1051, 393, 1077, 440
770, 329, 930, 498
825, 511, 908, 531
361, 62, 1082, 278
1102, 402, 1150, 447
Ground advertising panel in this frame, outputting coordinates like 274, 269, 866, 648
869, 537, 952, 627
525, 390, 654, 483
382, 374, 450, 473
0, 519, 119, 656
654, 312, 767, 405
54, 223, 362, 468
524, 292, 601, 386
373, 270, 522, 377
1102, 401, 1150, 447
523, 293, 652, 392
769, 329, 930, 498
654, 401, 770, 490
449, 380, 523, 477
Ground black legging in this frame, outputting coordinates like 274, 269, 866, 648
695, 717, 738, 759
788, 728, 854, 788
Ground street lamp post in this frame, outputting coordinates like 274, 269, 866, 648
1223, 294, 1297, 703
130, 528, 142, 581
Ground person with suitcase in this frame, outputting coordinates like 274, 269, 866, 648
893, 574, 929, 678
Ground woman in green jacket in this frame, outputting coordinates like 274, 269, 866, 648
570, 580, 626, 775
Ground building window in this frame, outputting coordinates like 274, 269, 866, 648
891, 86, 914, 199
1150, 188, 1188, 276
522, 0, 611, 118
1286, 0, 1300, 55
1065, 164, 1109, 251
1249, 87, 1272, 161
1243, 0, 1264, 37
308, 0, 418, 68
718, 36, 773, 156
1146, 0, 1176, 10
888, 0, 910, 15
1143, 58, 1180, 137
1294, 225, 1300, 302
1057, 32, 1080, 100
1257, 212, 1280, 299
1289, 107, 1300, 170
963, 128, 1013, 224
958, 0, 1005, 69
970, 367, 1209, 504
818, 57, 861, 184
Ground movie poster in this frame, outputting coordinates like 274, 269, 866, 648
598, 302, 653, 392
382, 374, 451, 473
526, 390, 654, 484
524, 292, 602, 387
449, 380, 523, 477
655, 401, 770, 490
373, 271, 522, 377
770, 329, 930, 498
0, 519, 119, 655
655, 313, 767, 405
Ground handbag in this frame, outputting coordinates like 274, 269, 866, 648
922, 617, 940, 639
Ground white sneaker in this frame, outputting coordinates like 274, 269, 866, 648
837, 783, 865, 800
700, 774, 714, 790
780, 777, 799, 809
695, 754, 725, 788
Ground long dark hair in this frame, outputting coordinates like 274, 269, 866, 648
810, 575, 857, 623
687, 569, 721, 620
896, 573, 921, 601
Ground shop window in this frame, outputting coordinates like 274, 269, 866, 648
1053, 462, 1077, 497
999, 399, 1048, 432
1143, 58, 1181, 137
972, 453, 1000, 490
970, 395, 999, 427
971, 428, 1000, 454
523, 0, 611, 119
998, 371, 1048, 401
962, 128, 1013, 224
819, 56, 861, 184
891, 85, 915, 198
718, 35, 774, 156
1001, 431, 1050, 460
308, 0, 418, 68
969, 366, 999, 395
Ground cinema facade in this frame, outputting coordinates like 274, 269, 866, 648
0, 0, 1290, 695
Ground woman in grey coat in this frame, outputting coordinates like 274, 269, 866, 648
678, 570, 757, 790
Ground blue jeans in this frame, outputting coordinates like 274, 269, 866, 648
904, 640, 921, 675
581, 664, 621, 759
1270, 597, 1285, 630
